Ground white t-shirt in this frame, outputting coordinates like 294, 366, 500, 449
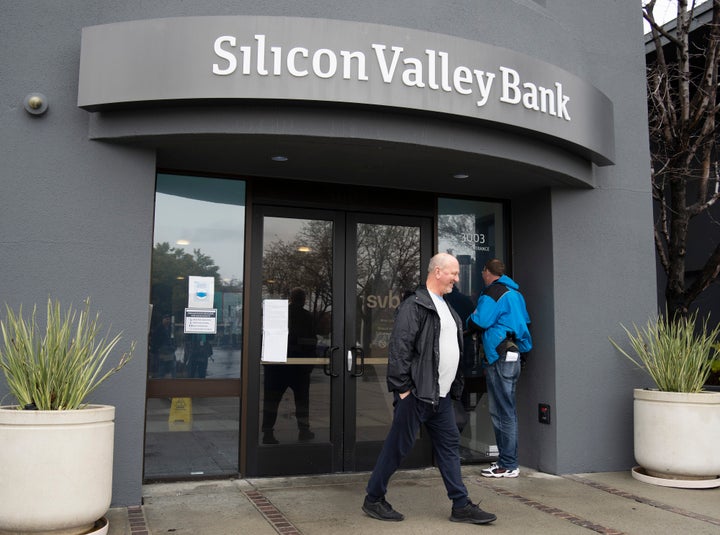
429, 291, 460, 397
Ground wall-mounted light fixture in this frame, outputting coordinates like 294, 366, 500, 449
24, 93, 48, 115
453, 172, 470, 179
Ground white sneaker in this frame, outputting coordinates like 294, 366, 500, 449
481, 465, 519, 478
480, 463, 498, 475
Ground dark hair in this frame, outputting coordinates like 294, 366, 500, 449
290, 287, 306, 304
484, 259, 506, 277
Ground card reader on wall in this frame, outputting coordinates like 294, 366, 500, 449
539, 403, 551, 424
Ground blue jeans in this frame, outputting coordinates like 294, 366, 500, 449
366, 394, 469, 508
485, 356, 521, 470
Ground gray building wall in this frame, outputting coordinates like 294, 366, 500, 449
1, 1, 655, 506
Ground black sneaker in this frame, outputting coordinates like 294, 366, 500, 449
450, 500, 497, 524
362, 496, 404, 521
298, 429, 315, 441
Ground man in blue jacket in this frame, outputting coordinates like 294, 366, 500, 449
362, 253, 496, 525
468, 259, 532, 478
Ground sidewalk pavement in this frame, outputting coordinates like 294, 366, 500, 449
106, 465, 720, 535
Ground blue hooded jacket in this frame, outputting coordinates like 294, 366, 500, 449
467, 274, 532, 365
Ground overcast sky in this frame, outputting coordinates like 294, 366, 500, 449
643, 0, 710, 33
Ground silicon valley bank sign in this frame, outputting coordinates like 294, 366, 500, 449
78, 16, 614, 165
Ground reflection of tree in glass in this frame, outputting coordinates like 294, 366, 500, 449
438, 214, 475, 254
356, 224, 420, 307
150, 242, 221, 321
262, 222, 421, 347
356, 225, 421, 356
354, 224, 420, 356
263, 220, 333, 317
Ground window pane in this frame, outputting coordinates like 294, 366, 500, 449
438, 198, 505, 300
438, 197, 506, 465
259, 216, 333, 445
355, 222, 421, 442
149, 174, 245, 379
144, 397, 239, 479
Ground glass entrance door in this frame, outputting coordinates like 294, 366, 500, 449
246, 207, 432, 476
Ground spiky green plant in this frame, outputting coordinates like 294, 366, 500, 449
712, 346, 720, 375
0, 298, 134, 410
610, 310, 720, 393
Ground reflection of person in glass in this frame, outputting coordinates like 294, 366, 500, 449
184, 334, 213, 378
262, 288, 317, 444
150, 314, 176, 378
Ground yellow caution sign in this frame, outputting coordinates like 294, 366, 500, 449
168, 397, 193, 431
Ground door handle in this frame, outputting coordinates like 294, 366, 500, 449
349, 346, 365, 377
323, 346, 340, 377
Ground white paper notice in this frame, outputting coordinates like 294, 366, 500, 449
262, 299, 288, 362
506, 351, 519, 362
188, 276, 215, 309
184, 308, 217, 334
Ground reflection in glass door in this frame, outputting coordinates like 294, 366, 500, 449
259, 216, 334, 447
348, 217, 430, 470
249, 209, 337, 476
248, 207, 431, 475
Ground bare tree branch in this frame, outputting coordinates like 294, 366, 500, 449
645, 0, 720, 316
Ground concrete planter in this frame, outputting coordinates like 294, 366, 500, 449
0, 404, 114, 534
633, 388, 720, 485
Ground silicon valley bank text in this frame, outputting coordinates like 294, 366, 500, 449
212, 34, 571, 120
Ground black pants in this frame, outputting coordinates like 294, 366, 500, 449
366, 394, 469, 508
262, 365, 312, 431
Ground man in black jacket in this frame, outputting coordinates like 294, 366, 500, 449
362, 253, 496, 525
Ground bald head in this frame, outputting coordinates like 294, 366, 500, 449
426, 253, 460, 295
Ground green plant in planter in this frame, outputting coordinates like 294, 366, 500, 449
609, 309, 720, 393
708, 342, 720, 387
0, 298, 134, 410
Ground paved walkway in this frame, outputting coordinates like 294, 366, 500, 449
106, 465, 720, 534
